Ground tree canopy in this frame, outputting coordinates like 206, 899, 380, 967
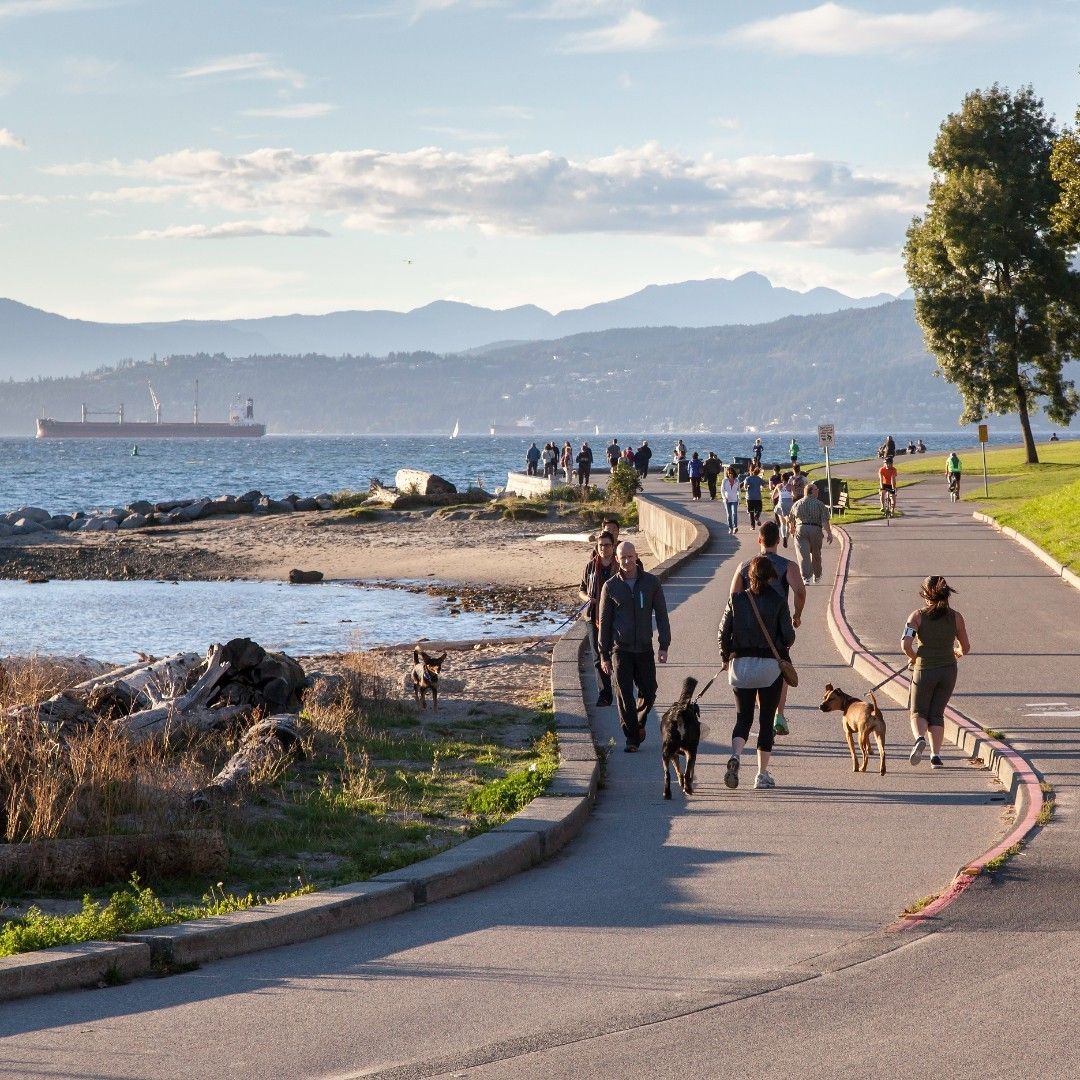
904, 84, 1080, 463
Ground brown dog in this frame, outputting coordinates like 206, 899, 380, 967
412, 648, 447, 711
819, 684, 886, 775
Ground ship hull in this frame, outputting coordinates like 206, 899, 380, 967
36, 419, 266, 439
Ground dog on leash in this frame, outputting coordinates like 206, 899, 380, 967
819, 684, 886, 775
412, 647, 447, 711
660, 676, 701, 799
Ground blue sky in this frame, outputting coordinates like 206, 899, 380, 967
2, 0, 1080, 322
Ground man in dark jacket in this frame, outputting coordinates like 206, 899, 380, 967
606, 438, 621, 473
599, 541, 671, 751
575, 442, 594, 488
579, 531, 618, 707
702, 451, 722, 499
633, 440, 653, 479
525, 443, 541, 475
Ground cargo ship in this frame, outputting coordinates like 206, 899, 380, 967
36, 385, 267, 439
489, 416, 535, 436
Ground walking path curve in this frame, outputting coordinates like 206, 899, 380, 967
0, 474, 1014, 1079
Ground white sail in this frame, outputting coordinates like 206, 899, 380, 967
451, 419, 460, 439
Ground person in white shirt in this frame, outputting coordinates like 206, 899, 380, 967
721, 465, 740, 535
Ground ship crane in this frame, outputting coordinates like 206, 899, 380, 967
148, 383, 162, 424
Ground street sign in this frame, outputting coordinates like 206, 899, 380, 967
978, 423, 989, 443
817, 423, 836, 449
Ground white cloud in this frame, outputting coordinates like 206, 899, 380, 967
0, 127, 26, 148
0, 0, 122, 17
561, 9, 664, 51
55, 141, 925, 252
728, 3, 994, 56
130, 218, 331, 240
241, 103, 337, 119
177, 53, 306, 89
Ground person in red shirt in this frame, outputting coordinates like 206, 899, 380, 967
879, 457, 898, 514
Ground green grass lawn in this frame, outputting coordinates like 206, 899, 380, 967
844, 440, 1080, 569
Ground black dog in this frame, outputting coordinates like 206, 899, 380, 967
412, 647, 447, 711
661, 676, 701, 799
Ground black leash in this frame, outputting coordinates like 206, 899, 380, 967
865, 662, 912, 695
522, 600, 590, 652
693, 668, 726, 703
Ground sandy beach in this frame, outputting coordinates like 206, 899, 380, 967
0, 505, 655, 614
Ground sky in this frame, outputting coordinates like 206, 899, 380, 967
2, 0, 1080, 323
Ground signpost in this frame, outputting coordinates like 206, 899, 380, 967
978, 423, 989, 496
817, 423, 836, 509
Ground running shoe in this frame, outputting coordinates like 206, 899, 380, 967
754, 772, 776, 789
909, 736, 926, 766
930, 755, 944, 769
773, 714, 790, 736
724, 755, 740, 789
624, 741, 638, 753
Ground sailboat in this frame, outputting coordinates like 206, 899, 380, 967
450, 419, 460, 439
594, 424, 600, 436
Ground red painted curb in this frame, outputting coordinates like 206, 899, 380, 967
828, 526, 1044, 932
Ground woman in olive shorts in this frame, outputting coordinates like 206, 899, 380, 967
901, 576, 971, 769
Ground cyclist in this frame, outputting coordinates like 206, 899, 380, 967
879, 456, 898, 515
946, 451, 962, 498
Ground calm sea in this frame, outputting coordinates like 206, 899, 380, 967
0, 430, 1062, 515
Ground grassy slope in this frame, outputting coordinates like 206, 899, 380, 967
849, 441, 1080, 569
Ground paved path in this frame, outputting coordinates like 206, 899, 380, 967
0, 477, 1010, 1079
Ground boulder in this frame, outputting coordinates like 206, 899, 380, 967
119, 514, 150, 530
209, 494, 241, 514
0, 522, 13, 537
154, 499, 190, 513
293, 497, 318, 512
267, 498, 294, 514
11, 518, 44, 534
236, 489, 263, 507
10, 506, 52, 525
394, 469, 457, 497
126, 500, 154, 516
175, 499, 210, 523
288, 569, 324, 584
48, 514, 73, 530
315, 495, 335, 511
104, 507, 129, 522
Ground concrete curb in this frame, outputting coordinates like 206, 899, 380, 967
826, 525, 1045, 931
971, 510, 1079, 594
0, 497, 709, 1003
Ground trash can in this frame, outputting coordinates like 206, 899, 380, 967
677, 459, 689, 483
820, 477, 847, 512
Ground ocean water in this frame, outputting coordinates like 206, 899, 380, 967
0, 580, 566, 663
0, 430, 1049, 515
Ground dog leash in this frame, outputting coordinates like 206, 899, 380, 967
522, 600, 591, 652
693, 668, 726, 703
865, 662, 912, 695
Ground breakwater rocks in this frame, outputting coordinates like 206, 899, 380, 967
0, 491, 337, 537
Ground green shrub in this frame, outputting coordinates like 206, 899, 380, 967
607, 461, 643, 505
550, 484, 579, 501
464, 732, 558, 819
0, 875, 312, 957
332, 490, 370, 509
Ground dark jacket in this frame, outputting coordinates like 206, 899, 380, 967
718, 589, 795, 662
580, 554, 618, 625
576, 446, 594, 467
634, 445, 652, 468
702, 456, 722, 479
599, 570, 671, 658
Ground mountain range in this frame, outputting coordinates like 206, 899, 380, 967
0, 273, 899, 380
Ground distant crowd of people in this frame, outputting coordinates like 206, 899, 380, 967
525, 437, 654, 488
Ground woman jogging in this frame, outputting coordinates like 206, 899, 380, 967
721, 465, 740, 534
901, 576, 971, 769
718, 555, 796, 790
774, 470, 795, 548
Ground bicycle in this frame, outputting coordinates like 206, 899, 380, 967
880, 486, 896, 524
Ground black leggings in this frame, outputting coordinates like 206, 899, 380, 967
731, 676, 782, 751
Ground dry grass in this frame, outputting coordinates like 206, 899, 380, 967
0, 656, 212, 844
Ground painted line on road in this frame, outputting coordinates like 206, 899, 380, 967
826, 525, 1044, 932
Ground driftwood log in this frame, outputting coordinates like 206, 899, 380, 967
189, 714, 303, 809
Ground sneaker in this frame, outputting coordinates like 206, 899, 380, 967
754, 771, 776, 789
595, 692, 613, 708
803, 578, 812, 586
782, 536, 788, 548
813, 575, 821, 584
733, 527, 738, 534
930, 755, 944, 769
623, 741, 638, 753
773, 714, 790, 736
909, 736, 926, 766
724, 755, 740, 789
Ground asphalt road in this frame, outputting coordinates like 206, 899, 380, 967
1, 469, 1072, 1080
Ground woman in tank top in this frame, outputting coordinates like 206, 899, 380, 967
901, 575, 971, 770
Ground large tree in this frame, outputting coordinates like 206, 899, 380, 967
904, 84, 1080, 464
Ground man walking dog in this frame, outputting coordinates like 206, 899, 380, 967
599, 541, 671, 752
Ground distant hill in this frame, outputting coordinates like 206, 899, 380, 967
2, 299, 982, 436
0, 273, 895, 380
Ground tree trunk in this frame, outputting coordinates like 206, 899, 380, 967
189, 714, 302, 808
1016, 377, 1039, 464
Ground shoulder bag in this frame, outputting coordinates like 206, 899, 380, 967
746, 591, 798, 687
